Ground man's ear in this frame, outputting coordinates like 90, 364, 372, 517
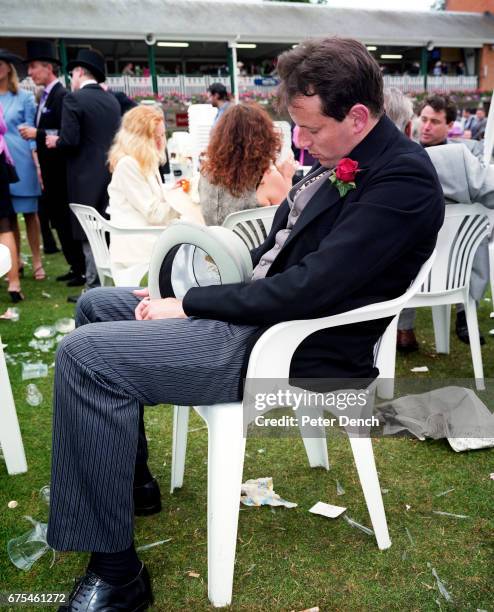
348, 104, 370, 134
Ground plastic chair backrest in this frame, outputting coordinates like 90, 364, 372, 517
69, 203, 111, 279
0, 243, 12, 277
419, 204, 490, 295
222, 206, 279, 250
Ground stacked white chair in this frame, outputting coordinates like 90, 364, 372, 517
188, 104, 216, 172
70, 204, 167, 287
147, 216, 435, 607
0, 244, 27, 475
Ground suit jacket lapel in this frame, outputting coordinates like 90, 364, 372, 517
281, 115, 399, 249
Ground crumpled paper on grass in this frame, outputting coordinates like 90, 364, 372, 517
240, 477, 297, 508
376, 386, 494, 452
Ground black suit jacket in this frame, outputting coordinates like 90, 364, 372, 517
35, 81, 68, 213
57, 84, 121, 239
183, 116, 445, 380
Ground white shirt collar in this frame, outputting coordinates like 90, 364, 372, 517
80, 80, 98, 89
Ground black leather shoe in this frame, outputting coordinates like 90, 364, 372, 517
57, 270, 77, 282
134, 478, 162, 516
397, 329, 419, 352
66, 275, 86, 287
455, 312, 485, 346
59, 563, 153, 611
67, 295, 82, 304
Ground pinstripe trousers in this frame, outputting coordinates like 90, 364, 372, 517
47, 287, 259, 552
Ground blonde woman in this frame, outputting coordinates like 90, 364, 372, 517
0, 49, 44, 282
108, 105, 195, 272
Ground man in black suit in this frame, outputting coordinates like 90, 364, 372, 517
46, 49, 121, 290
47, 38, 444, 611
19, 40, 86, 285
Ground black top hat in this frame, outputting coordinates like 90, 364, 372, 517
25, 40, 61, 65
67, 49, 106, 83
0, 49, 27, 79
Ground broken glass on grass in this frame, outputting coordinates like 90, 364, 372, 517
26, 384, 43, 407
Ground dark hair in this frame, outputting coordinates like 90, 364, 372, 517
201, 102, 280, 197
41, 61, 59, 77
276, 37, 384, 121
208, 82, 228, 100
421, 95, 457, 124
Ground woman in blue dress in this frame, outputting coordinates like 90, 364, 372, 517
0, 50, 44, 280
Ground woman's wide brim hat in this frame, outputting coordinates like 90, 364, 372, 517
66, 49, 106, 83
0, 49, 27, 79
24, 40, 61, 65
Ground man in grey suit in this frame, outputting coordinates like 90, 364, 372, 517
384, 88, 492, 350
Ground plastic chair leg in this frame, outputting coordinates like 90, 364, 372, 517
0, 339, 27, 474
465, 298, 485, 391
488, 238, 494, 314
348, 436, 391, 550
376, 316, 398, 400
196, 403, 245, 607
170, 405, 190, 493
432, 304, 451, 354
297, 407, 330, 469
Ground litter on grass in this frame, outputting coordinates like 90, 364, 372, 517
342, 514, 374, 536
21, 362, 48, 381
309, 502, 346, 519
428, 563, 453, 603
54, 318, 75, 334
7, 516, 54, 571
240, 477, 297, 508
0, 307, 20, 321
33, 326, 56, 339
432, 511, 469, 519
411, 366, 429, 372
435, 488, 455, 497
28, 338, 56, 353
336, 479, 345, 496
41, 291, 51, 299
8, 501, 18, 509
26, 384, 43, 407
376, 386, 494, 452
405, 527, 415, 546
39, 486, 50, 505
137, 538, 172, 551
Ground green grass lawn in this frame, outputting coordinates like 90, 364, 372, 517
0, 246, 493, 611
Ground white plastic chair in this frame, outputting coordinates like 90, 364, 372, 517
0, 244, 27, 475
70, 203, 167, 286
148, 224, 435, 606
378, 204, 490, 399
484, 208, 494, 315
222, 205, 279, 249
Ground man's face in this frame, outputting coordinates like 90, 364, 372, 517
28, 61, 54, 86
419, 105, 452, 146
476, 109, 486, 121
288, 95, 356, 168
208, 92, 219, 107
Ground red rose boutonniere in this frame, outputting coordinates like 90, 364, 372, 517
329, 158, 360, 197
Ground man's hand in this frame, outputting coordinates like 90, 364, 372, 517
18, 126, 37, 140
133, 289, 186, 320
45, 135, 59, 149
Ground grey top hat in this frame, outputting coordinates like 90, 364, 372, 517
25, 40, 61, 65
66, 49, 106, 83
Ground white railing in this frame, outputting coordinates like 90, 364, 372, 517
426, 75, 478, 92
20, 74, 479, 98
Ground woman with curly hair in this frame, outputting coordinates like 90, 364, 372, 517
199, 102, 296, 225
